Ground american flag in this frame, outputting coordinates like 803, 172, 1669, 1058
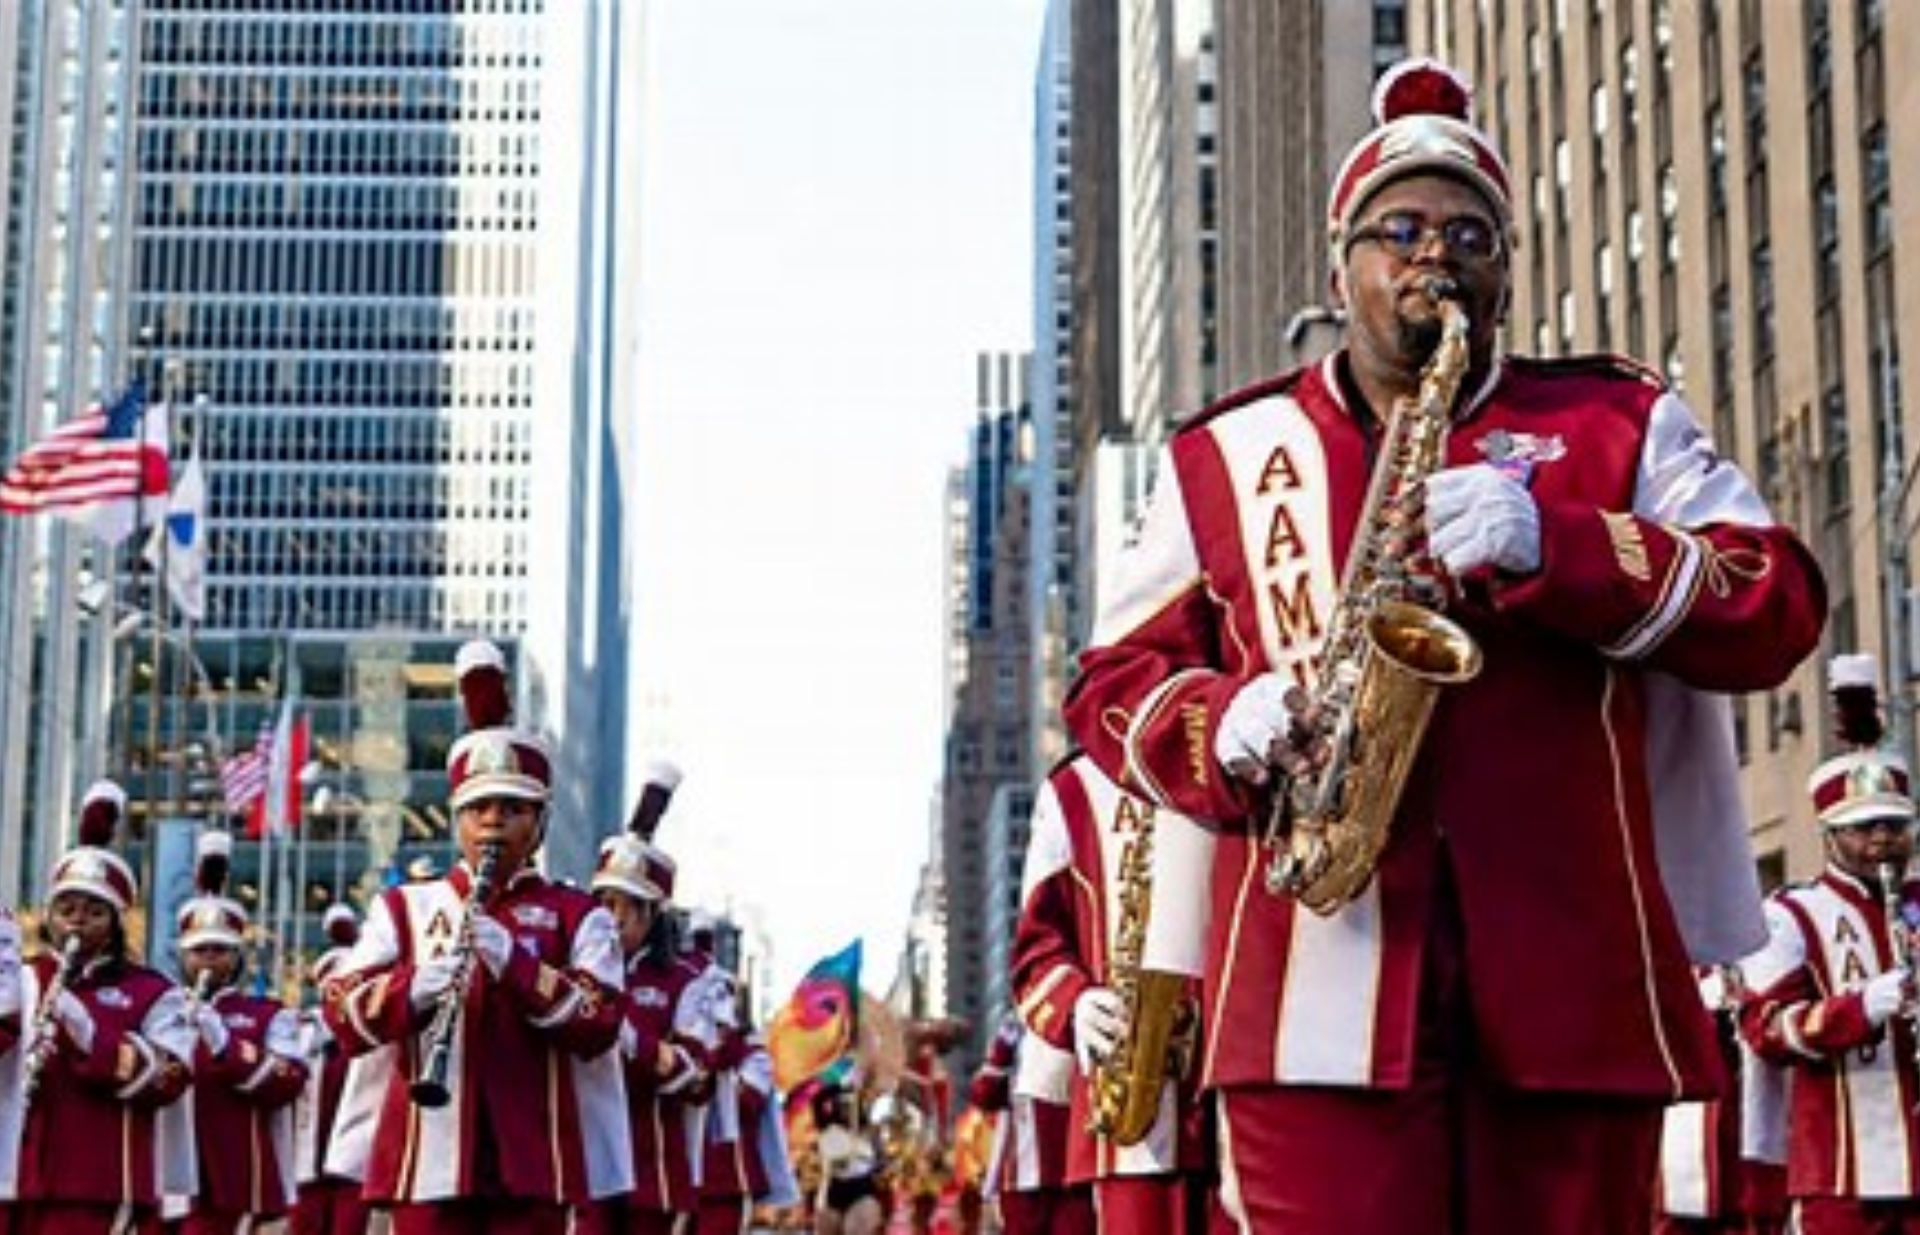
0, 382, 169, 518
219, 721, 274, 815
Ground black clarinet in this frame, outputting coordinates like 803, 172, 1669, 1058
409, 842, 500, 1108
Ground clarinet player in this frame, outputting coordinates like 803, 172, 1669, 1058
320, 640, 630, 1233
0, 781, 195, 1232
1059, 56, 1826, 1234
1739, 654, 1920, 1232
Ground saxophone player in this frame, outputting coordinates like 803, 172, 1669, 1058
1738, 654, 1920, 1232
1008, 755, 1209, 1234
319, 640, 630, 1233
1061, 56, 1826, 1235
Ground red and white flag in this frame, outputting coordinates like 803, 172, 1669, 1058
0, 382, 170, 544
249, 701, 310, 840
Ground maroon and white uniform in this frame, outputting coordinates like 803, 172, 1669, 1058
1011, 756, 1209, 1233
972, 1022, 1093, 1235
1657, 967, 1756, 1230
321, 861, 630, 1206
1740, 871, 1920, 1208
290, 948, 373, 1235
4, 954, 196, 1214
1065, 355, 1825, 1097
1065, 352, 1824, 1232
611, 942, 706, 1224
696, 1031, 795, 1227
693, 966, 796, 1232
183, 986, 309, 1229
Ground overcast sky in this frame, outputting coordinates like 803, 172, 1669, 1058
628, 0, 1049, 1000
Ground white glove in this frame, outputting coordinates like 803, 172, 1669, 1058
195, 1006, 231, 1055
54, 990, 95, 1053
472, 915, 514, 979
1425, 463, 1542, 576
1214, 673, 1305, 786
1864, 969, 1914, 1025
410, 952, 462, 1010
1072, 987, 1126, 1075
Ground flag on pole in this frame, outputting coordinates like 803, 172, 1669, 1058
144, 453, 207, 622
220, 721, 274, 815
248, 701, 310, 840
0, 382, 170, 544
768, 938, 863, 1093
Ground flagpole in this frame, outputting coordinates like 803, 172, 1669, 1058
138, 362, 175, 968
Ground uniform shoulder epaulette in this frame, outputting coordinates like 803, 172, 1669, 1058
1175, 364, 1311, 435
1508, 351, 1667, 391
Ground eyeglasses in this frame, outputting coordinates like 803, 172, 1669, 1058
1345, 210, 1505, 262
1833, 815, 1915, 836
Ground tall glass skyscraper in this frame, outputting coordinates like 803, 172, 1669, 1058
128, 0, 644, 880
1, 0, 645, 919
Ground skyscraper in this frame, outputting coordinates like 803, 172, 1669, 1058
3, 1, 646, 917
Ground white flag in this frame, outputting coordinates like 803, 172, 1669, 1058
143, 453, 206, 622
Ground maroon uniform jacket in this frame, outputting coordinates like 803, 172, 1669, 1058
189, 986, 309, 1220
321, 863, 629, 1204
617, 944, 706, 1216
1011, 757, 1206, 1183
970, 1024, 1072, 1198
1740, 871, 1920, 1200
700, 1033, 775, 1204
12, 953, 195, 1207
1064, 353, 1826, 1097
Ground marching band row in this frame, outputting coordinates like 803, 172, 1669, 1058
0, 641, 796, 1235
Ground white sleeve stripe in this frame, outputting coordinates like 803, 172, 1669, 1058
1604, 529, 1703, 660
1778, 1010, 1823, 1062
112, 1036, 160, 1100
529, 985, 583, 1029
238, 1053, 279, 1093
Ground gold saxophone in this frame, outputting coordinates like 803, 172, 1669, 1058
1088, 805, 1196, 1147
1262, 278, 1485, 913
